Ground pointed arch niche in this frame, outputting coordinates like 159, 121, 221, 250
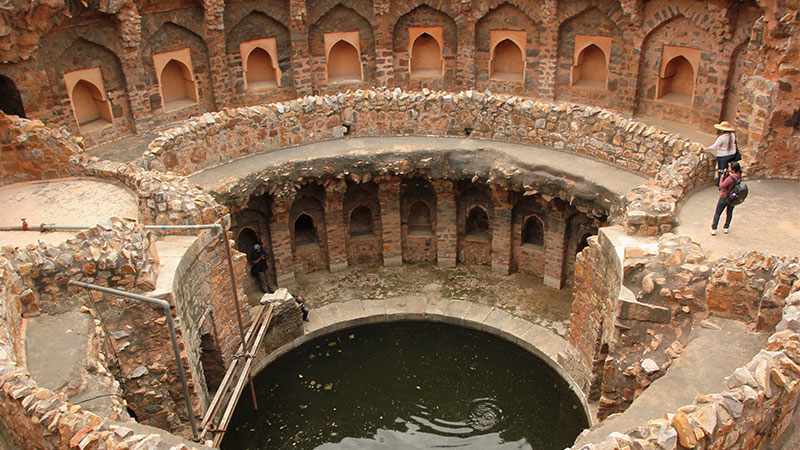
571, 35, 611, 89
63, 68, 113, 133
656, 45, 701, 106
240, 38, 281, 91
490, 30, 526, 82
153, 48, 199, 111
324, 31, 363, 84
409, 27, 443, 79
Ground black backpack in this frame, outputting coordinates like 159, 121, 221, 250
727, 177, 748, 206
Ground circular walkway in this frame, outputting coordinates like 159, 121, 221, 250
0, 177, 139, 248
674, 179, 800, 260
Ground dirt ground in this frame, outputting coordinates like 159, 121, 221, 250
285, 263, 575, 338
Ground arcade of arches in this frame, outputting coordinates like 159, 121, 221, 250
0, 0, 798, 180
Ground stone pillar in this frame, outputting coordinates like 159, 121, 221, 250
536, 0, 558, 101
543, 207, 567, 289
289, 0, 314, 96
270, 196, 296, 286
433, 179, 456, 268
490, 186, 512, 274
203, 0, 227, 109
116, 3, 147, 131
378, 176, 402, 266
456, 4, 476, 90
373, 0, 394, 86
325, 179, 348, 272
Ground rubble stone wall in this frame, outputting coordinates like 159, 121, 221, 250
0, 113, 87, 186
137, 90, 704, 180
3, 219, 158, 317
575, 291, 800, 450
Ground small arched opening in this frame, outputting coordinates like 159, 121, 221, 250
657, 55, 694, 105
465, 206, 489, 240
294, 213, 319, 246
572, 44, 607, 88
410, 33, 442, 79
236, 227, 261, 254
0, 75, 25, 118
349, 206, 374, 237
245, 48, 278, 91
408, 200, 433, 235
71, 80, 113, 132
160, 59, 198, 110
327, 40, 362, 84
522, 216, 544, 246
491, 39, 524, 82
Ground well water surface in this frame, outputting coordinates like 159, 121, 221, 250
222, 322, 588, 450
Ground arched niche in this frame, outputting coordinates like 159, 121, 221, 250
236, 227, 261, 254
240, 38, 281, 91
325, 31, 362, 84
153, 48, 199, 111
522, 215, 544, 246
63, 68, 114, 133
571, 35, 611, 88
409, 27, 443, 79
656, 46, 700, 105
465, 206, 489, 240
349, 206, 374, 237
490, 30, 526, 82
0, 75, 25, 118
408, 200, 433, 235
294, 213, 319, 246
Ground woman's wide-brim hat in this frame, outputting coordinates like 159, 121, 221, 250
714, 120, 735, 132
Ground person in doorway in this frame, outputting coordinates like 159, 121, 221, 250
248, 243, 272, 293
708, 120, 738, 186
711, 161, 742, 236
294, 294, 310, 322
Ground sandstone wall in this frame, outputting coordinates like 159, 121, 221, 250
0, 113, 87, 186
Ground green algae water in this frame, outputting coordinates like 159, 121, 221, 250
221, 322, 588, 450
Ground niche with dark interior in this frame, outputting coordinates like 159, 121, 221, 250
522, 216, 544, 246
465, 206, 489, 240
349, 206, 374, 237
200, 333, 226, 393
0, 75, 25, 118
294, 213, 318, 246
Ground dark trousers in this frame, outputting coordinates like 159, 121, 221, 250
255, 270, 272, 293
301, 306, 309, 321
711, 197, 735, 230
716, 155, 736, 186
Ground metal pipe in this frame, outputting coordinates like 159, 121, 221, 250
0, 225, 91, 231
68, 280, 199, 440
218, 221, 258, 410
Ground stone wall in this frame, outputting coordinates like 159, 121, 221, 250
0, 233, 209, 450
171, 220, 253, 408
137, 90, 703, 180
624, 148, 716, 236
0, 113, 87, 186
575, 290, 800, 450
85, 160, 225, 227
3, 218, 157, 316
707, 251, 800, 332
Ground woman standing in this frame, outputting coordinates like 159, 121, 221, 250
708, 120, 738, 186
711, 162, 742, 236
